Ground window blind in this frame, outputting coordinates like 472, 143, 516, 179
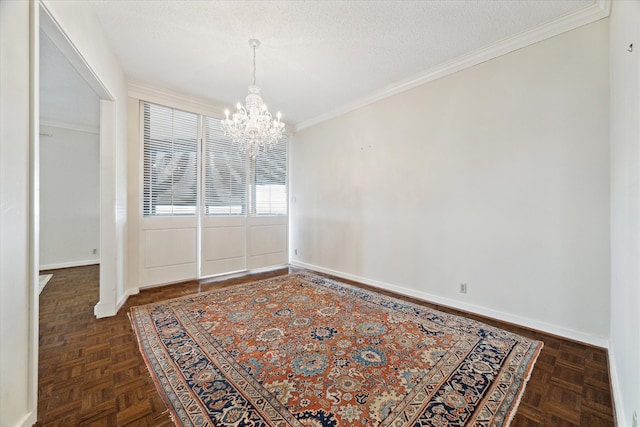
204, 117, 247, 216
251, 136, 288, 216
143, 102, 198, 216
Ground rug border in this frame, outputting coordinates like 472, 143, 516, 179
128, 311, 182, 427
504, 340, 544, 426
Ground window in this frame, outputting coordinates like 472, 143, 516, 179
143, 103, 198, 216
252, 137, 288, 216
204, 117, 247, 216
142, 102, 288, 217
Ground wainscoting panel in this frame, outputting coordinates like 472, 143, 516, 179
247, 216, 288, 270
142, 217, 197, 286
201, 216, 246, 277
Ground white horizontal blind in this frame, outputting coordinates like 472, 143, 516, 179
251, 136, 288, 216
143, 102, 198, 216
204, 117, 247, 216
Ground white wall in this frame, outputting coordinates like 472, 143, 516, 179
609, 1, 640, 426
42, 0, 128, 317
39, 125, 100, 270
0, 1, 38, 426
291, 20, 610, 345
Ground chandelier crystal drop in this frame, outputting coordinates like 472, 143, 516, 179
222, 39, 285, 159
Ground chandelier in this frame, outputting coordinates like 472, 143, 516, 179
222, 39, 285, 158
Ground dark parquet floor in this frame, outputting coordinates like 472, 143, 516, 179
36, 265, 615, 426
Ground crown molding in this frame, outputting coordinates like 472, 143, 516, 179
128, 81, 296, 135
128, 80, 229, 118
295, 0, 611, 132
40, 119, 99, 134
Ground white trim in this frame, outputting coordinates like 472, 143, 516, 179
40, 259, 99, 270
39, 2, 113, 100
128, 81, 228, 119
16, 411, 37, 427
116, 287, 139, 312
291, 260, 610, 348
96, 99, 117, 319
608, 344, 626, 427
203, 264, 289, 282
135, 264, 289, 291
112, 265, 289, 322
137, 99, 145, 291
113, 264, 289, 312
38, 274, 52, 294
27, 1, 40, 425
40, 119, 99, 134
128, 81, 296, 135
295, 0, 611, 132
93, 300, 116, 318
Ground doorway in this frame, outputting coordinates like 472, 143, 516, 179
39, 28, 100, 281
39, 3, 119, 318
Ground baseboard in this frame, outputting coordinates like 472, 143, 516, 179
139, 264, 291, 290
94, 300, 116, 319
40, 259, 99, 270
198, 264, 291, 285
117, 288, 139, 312
38, 273, 53, 295
291, 260, 609, 348
608, 344, 626, 427
126, 264, 289, 314
14, 410, 36, 427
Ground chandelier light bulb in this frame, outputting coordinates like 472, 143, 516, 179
221, 39, 285, 159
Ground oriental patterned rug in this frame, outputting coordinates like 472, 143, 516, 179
130, 272, 542, 427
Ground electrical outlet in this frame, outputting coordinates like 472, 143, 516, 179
633, 411, 637, 427
460, 283, 467, 294
92, 248, 97, 255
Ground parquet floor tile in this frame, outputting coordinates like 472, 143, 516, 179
35, 265, 615, 426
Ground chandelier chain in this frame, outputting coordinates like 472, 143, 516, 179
252, 43, 257, 86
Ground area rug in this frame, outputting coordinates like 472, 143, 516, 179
130, 272, 542, 426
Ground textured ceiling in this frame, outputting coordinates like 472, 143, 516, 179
89, 0, 595, 127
